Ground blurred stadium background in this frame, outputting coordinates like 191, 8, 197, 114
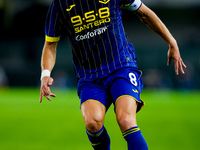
0, 0, 200, 88
0, 0, 200, 150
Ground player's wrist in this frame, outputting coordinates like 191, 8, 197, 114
168, 38, 177, 49
41, 69, 51, 80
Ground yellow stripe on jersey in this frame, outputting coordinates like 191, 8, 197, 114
45, 35, 60, 42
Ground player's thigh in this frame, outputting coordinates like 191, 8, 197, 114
110, 69, 144, 112
81, 100, 106, 121
115, 95, 137, 132
110, 75, 142, 132
78, 83, 109, 131
115, 95, 137, 117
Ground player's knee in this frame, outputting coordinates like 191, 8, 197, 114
83, 111, 105, 132
116, 113, 136, 132
117, 114, 131, 128
85, 117, 104, 132
81, 101, 106, 132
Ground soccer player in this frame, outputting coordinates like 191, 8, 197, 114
40, 0, 186, 149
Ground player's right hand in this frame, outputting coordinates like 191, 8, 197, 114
40, 76, 56, 103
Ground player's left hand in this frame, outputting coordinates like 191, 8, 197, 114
40, 76, 56, 103
167, 44, 187, 75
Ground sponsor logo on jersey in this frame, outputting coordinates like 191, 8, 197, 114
99, 0, 110, 4
75, 26, 107, 41
66, 4, 76, 11
74, 17, 110, 33
71, 7, 110, 33
132, 89, 139, 93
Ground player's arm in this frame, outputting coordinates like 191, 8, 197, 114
40, 41, 58, 103
126, 0, 186, 75
135, 3, 186, 75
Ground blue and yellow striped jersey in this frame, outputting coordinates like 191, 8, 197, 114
45, 0, 142, 80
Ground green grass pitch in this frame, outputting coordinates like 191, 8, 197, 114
0, 88, 199, 150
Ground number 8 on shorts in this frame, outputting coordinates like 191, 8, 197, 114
129, 72, 138, 86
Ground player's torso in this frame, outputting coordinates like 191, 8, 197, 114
55, 0, 138, 79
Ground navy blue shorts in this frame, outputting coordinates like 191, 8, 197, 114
77, 67, 144, 112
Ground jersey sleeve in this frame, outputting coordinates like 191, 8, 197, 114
123, 0, 142, 11
45, 1, 62, 42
